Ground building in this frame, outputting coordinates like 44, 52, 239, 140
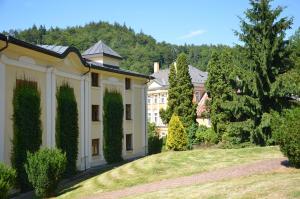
147, 62, 209, 136
0, 34, 151, 170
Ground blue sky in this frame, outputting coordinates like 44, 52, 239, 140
0, 0, 299, 46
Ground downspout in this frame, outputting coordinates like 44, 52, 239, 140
144, 77, 151, 156
0, 36, 9, 52
82, 63, 91, 171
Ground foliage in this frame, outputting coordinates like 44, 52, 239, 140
0, 163, 16, 199
187, 123, 199, 149
25, 148, 67, 198
103, 90, 124, 163
56, 83, 79, 176
161, 54, 196, 128
12, 79, 42, 191
147, 122, 163, 155
196, 126, 218, 145
273, 107, 300, 168
166, 114, 188, 151
4, 22, 228, 74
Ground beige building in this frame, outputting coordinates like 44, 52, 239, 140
0, 34, 150, 170
147, 62, 210, 136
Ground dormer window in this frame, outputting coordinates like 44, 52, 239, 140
125, 78, 131, 90
91, 73, 99, 87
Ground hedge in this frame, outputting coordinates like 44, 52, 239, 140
56, 83, 79, 176
11, 79, 42, 191
103, 89, 124, 163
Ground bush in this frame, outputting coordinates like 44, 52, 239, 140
56, 83, 79, 176
187, 123, 199, 149
25, 148, 66, 198
103, 90, 124, 163
148, 122, 163, 154
166, 114, 188, 151
196, 126, 218, 145
0, 163, 16, 199
12, 79, 42, 191
274, 107, 300, 167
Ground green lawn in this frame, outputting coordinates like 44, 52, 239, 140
57, 146, 283, 199
127, 169, 300, 199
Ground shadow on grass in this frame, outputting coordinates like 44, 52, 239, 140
55, 157, 143, 197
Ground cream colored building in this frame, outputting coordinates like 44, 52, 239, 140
147, 62, 210, 136
0, 34, 150, 170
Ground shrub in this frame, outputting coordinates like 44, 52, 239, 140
56, 83, 79, 176
25, 148, 66, 198
0, 163, 16, 199
148, 122, 163, 154
103, 90, 124, 163
187, 123, 199, 149
196, 127, 218, 145
166, 114, 188, 151
12, 79, 42, 191
274, 107, 300, 167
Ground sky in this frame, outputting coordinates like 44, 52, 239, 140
0, 0, 299, 46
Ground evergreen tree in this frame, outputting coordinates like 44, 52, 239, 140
176, 53, 197, 128
235, 0, 294, 145
166, 114, 188, 151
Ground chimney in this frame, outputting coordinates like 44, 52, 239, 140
154, 62, 160, 73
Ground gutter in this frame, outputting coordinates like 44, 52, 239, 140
81, 64, 91, 171
144, 77, 151, 156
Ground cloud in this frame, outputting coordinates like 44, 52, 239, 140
179, 29, 206, 39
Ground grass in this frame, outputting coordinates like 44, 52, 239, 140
127, 168, 300, 199
57, 146, 283, 199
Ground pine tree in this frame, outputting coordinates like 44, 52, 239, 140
235, 0, 294, 145
166, 114, 188, 151
176, 53, 197, 128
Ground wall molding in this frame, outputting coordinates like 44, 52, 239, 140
0, 62, 6, 162
1, 54, 47, 72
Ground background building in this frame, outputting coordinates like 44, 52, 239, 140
147, 62, 210, 136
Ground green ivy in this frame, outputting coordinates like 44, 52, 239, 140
56, 83, 79, 176
11, 79, 42, 192
103, 89, 124, 163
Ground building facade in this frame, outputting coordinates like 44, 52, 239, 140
0, 34, 150, 170
147, 62, 210, 136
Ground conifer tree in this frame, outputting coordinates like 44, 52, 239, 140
235, 0, 294, 145
166, 114, 188, 151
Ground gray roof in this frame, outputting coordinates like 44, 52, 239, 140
152, 65, 207, 86
82, 40, 122, 59
38, 45, 69, 54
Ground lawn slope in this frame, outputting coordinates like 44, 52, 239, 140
58, 146, 283, 199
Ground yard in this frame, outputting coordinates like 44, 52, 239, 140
56, 146, 297, 199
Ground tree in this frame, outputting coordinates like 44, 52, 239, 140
56, 83, 79, 176
12, 80, 42, 191
103, 90, 124, 163
233, 0, 294, 145
166, 114, 188, 151
160, 54, 196, 128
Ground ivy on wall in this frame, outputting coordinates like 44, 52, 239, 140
12, 79, 42, 192
103, 89, 124, 163
56, 83, 79, 176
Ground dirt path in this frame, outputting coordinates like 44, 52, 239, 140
86, 158, 287, 199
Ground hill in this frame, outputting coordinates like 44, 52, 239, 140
3, 21, 228, 75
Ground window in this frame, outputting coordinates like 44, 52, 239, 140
160, 94, 165, 104
147, 97, 151, 104
195, 91, 201, 103
125, 78, 131, 90
148, 113, 151, 122
126, 104, 132, 120
154, 113, 158, 123
91, 73, 99, 87
154, 95, 158, 104
92, 139, 99, 156
126, 134, 133, 151
92, 105, 99, 121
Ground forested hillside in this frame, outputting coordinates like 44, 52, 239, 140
3, 21, 228, 75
